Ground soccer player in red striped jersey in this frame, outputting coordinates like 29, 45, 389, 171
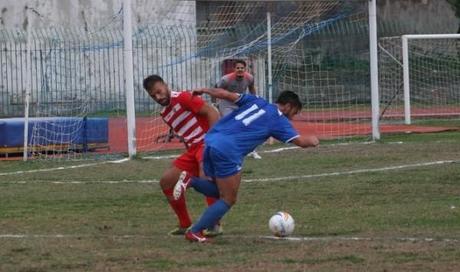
143, 75, 222, 236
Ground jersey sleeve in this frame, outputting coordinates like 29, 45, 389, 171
270, 112, 300, 143
177, 91, 205, 114
234, 93, 259, 107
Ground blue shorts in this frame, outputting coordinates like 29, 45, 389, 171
203, 144, 242, 179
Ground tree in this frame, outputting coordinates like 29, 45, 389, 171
446, 0, 460, 33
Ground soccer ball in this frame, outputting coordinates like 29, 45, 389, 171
268, 211, 295, 237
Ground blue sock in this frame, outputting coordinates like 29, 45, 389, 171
190, 177, 220, 198
191, 199, 230, 233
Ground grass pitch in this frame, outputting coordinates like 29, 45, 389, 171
1, 132, 460, 271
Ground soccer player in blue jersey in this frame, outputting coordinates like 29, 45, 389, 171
173, 88, 319, 242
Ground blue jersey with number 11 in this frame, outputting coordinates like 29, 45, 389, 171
205, 94, 299, 156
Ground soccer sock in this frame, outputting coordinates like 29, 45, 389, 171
190, 177, 220, 198
162, 188, 192, 228
205, 197, 221, 228
191, 199, 230, 233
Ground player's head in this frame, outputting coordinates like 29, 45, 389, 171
276, 91, 302, 120
143, 75, 170, 106
233, 60, 247, 77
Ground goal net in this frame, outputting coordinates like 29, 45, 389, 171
379, 35, 460, 124
133, 0, 372, 155
1, 0, 375, 160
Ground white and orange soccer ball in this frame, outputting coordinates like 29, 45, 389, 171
268, 211, 295, 237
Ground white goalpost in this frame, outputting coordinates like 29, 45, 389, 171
123, 0, 137, 158
380, 33, 460, 125
369, 0, 380, 139
402, 34, 460, 124
23, 7, 33, 161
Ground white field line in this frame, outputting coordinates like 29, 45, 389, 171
0, 233, 458, 243
4, 179, 160, 185
0, 141, 405, 177
142, 154, 179, 160
0, 158, 129, 177
243, 159, 458, 183
142, 141, 404, 160
2, 159, 458, 185
262, 146, 299, 153
258, 235, 460, 243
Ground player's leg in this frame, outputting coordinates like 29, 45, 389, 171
185, 145, 241, 242
160, 165, 192, 235
198, 161, 224, 237
173, 146, 220, 199
188, 173, 240, 236
174, 170, 220, 199
201, 170, 219, 206
184, 145, 222, 237
193, 144, 219, 207
163, 149, 204, 235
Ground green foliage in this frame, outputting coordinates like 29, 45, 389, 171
447, 0, 460, 18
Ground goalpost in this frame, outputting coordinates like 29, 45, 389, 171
369, 0, 380, 139
380, 34, 460, 125
402, 34, 460, 124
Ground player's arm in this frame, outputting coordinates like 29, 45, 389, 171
248, 77, 256, 95
178, 91, 220, 127
210, 84, 219, 104
270, 114, 319, 148
248, 84, 256, 95
193, 88, 240, 103
291, 135, 319, 148
197, 103, 220, 127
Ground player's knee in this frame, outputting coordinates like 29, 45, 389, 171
159, 175, 174, 190
222, 194, 237, 206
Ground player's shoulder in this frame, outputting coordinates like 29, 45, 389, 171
243, 72, 254, 81
169, 90, 188, 106
171, 91, 182, 98
173, 90, 194, 100
223, 72, 237, 81
236, 93, 268, 108
257, 102, 284, 119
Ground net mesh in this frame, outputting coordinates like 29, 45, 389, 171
379, 36, 460, 123
0, 0, 377, 160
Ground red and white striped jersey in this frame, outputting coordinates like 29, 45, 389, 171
160, 91, 209, 148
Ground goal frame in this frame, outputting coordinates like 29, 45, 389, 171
402, 34, 460, 124
20, 0, 381, 160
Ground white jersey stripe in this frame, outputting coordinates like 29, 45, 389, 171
164, 104, 181, 123
235, 104, 258, 120
191, 134, 205, 144
184, 126, 203, 141
177, 117, 197, 136
242, 109, 266, 126
171, 111, 191, 128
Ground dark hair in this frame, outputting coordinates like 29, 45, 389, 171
143, 75, 164, 91
233, 59, 247, 68
276, 90, 302, 110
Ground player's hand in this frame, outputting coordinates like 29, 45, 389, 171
192, 88, 207, 96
